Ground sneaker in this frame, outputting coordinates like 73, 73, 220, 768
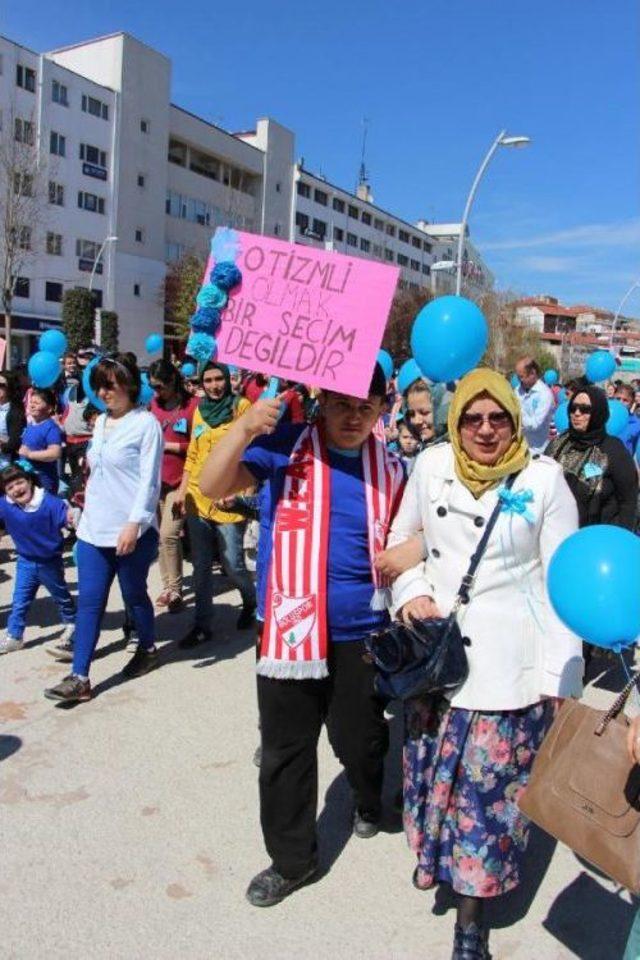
44, 674, 91, 703
253, 745, 262, 768
122, 646, 159, 679
245, 864, 318, 908
0, 635, 23, 655
452, 922, 492, 960
352, 809, 380, 839
126, 637, 139, 652
178, 626, 211, 649
45, 639, 74, 663
237, 604, 256, 630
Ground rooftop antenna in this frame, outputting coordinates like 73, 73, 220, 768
357, 117, 370, 191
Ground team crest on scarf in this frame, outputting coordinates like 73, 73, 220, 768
273, 593, 317, 649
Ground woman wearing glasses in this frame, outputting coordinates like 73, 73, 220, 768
387, 368, 583, 960
545, 384, 638, 530
44, 354, 162, 704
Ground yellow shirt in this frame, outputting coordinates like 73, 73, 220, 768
184, 399, 251, 522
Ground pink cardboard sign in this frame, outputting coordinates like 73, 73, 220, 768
212, 231, 399, 398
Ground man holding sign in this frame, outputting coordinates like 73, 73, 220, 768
199, 363, 405, 907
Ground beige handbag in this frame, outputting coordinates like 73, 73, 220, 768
519, 674, 640, 893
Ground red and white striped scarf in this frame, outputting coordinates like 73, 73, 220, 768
258, 424, 405, 679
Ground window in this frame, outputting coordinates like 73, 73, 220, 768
50, 131, 66, 157
275, 182, 281, 193
15, 277, 30, 298
14, 118, 34, 145
166, 242, 185, 262
411, 259, 420, 271
13, 172, 33, 196
423, 240, 432, 253
135, 228, 145, 243
399, 229, 410, 243
45, 281, 63, 302
333, 226, 344, 242
411, 236, 420, 249
422, 264, 431, 275
295, 211, 309, 233
79, 143, 107, 168
314, 188, 328, 206
140, 119, 149, 133
137, 173, 145, 188
384, 249, 394, 262
76, 238, 100, 260
361, 212, 372, 226
52, 80, 69, 106
296, 181, 310, 198
373, 244, 383, 257
348, 205, 359, 219
133, 283, 141, 297
91, 289, 103, 308
397, 253, 409, 266
346, 232, 358, 247
360, 238, 371, 253
274, 223, 281, 236
333, 197, 345, 213
77, 191, 105, 214
374, 218, 384, 231
311, 218, 327, 239
46, 232, 63, 256
16, 64, 36, 92
18, 227, 31, 251
48, 181, 64, 206
386, 224, 396, 237
81, 94, 109, 120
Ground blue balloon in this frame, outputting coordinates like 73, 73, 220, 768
510, 373, 520, 389
606, 398, 629, 437
28, 351, 61, 388
145, 332, 163, 354
397, 358, 423, 395
411, 295, 488, 383
377, 349, 394, 380
543, 369, 559, 386
554, 401, 569, 433
585, 350, 616, 383
82, 357, 107, 412
181, 362, 196, 377
39, 329, 68, 358
556, 388, 568, 404
547, 525, 640, 649
138, 372, 154, 406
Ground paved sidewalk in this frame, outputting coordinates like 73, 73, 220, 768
0, 539, 635, 960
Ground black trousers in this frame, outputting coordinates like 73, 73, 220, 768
257, 639, 389, 878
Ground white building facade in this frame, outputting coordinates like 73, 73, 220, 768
0, 30, 494, 364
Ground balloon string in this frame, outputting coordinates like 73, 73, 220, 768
497, 520, 548, 638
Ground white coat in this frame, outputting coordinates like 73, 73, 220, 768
389, 442, 583, 711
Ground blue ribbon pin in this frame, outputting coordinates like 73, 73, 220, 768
498, 486, 535, 523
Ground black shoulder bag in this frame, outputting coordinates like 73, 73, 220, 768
365, 473, 517, 701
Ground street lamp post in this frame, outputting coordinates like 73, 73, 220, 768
455, 130, 531, 296
609, 274, 640, 351
89, 235, 118, 345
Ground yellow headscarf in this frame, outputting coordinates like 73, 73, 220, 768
447, 368, 530, 498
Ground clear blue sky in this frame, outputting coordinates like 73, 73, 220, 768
6, 0, 639, 312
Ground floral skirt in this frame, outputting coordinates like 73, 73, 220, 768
403, 697, 553, 898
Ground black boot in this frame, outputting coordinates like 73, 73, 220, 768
245, 864, 318, 907
452, 923, 491, 960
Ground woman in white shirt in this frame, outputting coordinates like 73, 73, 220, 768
45, 354, 162, 704
388, 368, 582, 960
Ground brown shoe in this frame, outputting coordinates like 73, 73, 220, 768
44, 674, 91, 703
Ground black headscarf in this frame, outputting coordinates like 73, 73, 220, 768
568, 384, 608, 449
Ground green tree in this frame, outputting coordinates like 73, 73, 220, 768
162, 252, 206, 351
100, 310, 119, 353
62, 288, 94, 352
382, 285, 433, 362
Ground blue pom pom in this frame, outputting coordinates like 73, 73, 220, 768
210, 261, 242, 292
190, 307, 221, 334
187, 332, 217, 364
211, 228, 241, 264
196, 284, 228, 310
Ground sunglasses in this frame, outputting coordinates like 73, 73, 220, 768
0, 380, 7, 388
569, 403, 592, 415
460, 411, 512, 430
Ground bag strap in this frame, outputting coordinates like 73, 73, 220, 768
595, 672, 640, 736
452, 472, 518, 612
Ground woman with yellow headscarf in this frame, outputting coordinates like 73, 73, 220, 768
385, 367, 583, 959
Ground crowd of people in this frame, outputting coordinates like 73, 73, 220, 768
1, 344, 640, 959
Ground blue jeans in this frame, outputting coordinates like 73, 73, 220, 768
72, 528, 158, 678
8, 555, 75, 640
186, 515, 256, 630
